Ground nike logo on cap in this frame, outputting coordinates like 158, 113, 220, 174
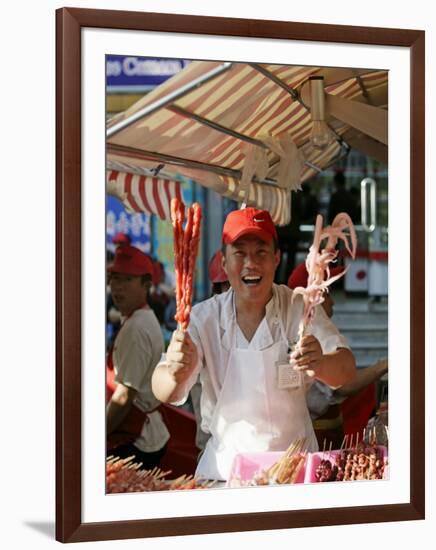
253, 217, 265, 222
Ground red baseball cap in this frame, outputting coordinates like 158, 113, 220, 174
287, 262, 344, 289
112, 232, 131, 245
208, 250, 228, 283
222, 208, 277, 245
107, 245, 154, 276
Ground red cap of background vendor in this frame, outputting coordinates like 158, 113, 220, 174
107, 245, 154, 276
222, 208, 277, 245
208, 250, 228, 283
112, 232, 131, 246
287, 262, 344, 289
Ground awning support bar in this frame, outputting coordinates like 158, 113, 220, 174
167, 105, 324, 173
167, 104, 268, 149
355, 75, 371, 104
107, 143, 273, 184
250, 63, 300, 100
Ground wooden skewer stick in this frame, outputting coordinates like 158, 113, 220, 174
170, 474, 187, 486
293, 439, 302, 454
281, 458, 295, 484
285, 439, 300, 457
127, 462, 142, 470
297, 437, 307, 453
206, 480, 217, 488
340, 435, 347, 450
276, 457, 291, 484
155, 470, 172, 480
267, 462, 280, 478
119, 455, 136, 468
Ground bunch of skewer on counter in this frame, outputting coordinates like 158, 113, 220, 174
107, 430, 388, 493
106, 455, 216, 493
228, 439, 308, 488
314, 429, 388, 482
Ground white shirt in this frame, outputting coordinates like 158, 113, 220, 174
183, 284, 350, 436
113, 307, 170, 452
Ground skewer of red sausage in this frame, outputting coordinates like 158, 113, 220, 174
170, 198, 202, 331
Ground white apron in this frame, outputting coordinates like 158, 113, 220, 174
196, 305, 318, 480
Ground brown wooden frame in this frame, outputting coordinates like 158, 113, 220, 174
56, 7, 425, 543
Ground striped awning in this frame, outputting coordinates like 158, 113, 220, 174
107, 170, 183, 220
107, 61, 388, 224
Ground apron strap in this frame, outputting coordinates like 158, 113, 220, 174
272, 286, 294, 349
230, 288, 291, 350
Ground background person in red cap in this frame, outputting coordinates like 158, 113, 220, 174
106, 245, 169, 468
288, 262, 388, 449
106, 232, 132, 340
152, 207, 356, 481
208, 250, 231, 295
112, 231, 131, 247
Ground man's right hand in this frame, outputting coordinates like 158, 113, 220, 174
151, 329, 199, 403
166, 329, 198, 384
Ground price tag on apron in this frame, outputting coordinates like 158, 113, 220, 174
277, 362, 302, 390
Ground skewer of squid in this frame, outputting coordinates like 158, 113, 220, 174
293, 213, 357, 340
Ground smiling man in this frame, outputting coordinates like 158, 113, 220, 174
152, 208, 356, 481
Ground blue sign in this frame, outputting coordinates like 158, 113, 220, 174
106, 55, 190, 91
106, 196, 151, 254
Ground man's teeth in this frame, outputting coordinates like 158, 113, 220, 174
242, 276, 261, 284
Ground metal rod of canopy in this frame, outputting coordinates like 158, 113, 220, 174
107, 143, 328, 186
304, 161, 323, 173
106, 62, 233, 138
250, 63, 300, 100
107, 143, 276, 185
355, 75, 371, 104
167, 104, 269, 149
302, 142, 350, 176
167, 104, 324, 172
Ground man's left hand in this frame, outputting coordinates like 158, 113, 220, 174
290, 335, 324, 376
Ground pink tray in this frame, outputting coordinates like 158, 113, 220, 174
227, 451, 306, 486
304, 446, 389, 483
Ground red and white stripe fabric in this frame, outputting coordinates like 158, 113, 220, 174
106, 170, 183, 220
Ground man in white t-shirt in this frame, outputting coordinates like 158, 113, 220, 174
152, 208, 356, 480
107, 245, 169, 468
